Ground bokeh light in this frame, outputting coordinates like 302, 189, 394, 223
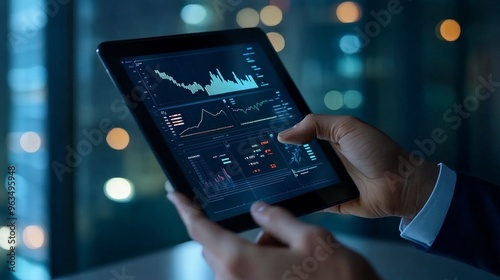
0, 226, 13, 250
324, 91, 344, 110
336, 56, 363, 78
438, 19, 461, 42
23, 225, 45, 250
20, 131, 42, 153
343, 90, 364, 109
236, 8, 260, 28
104, 177, 134, 202
267, 32, 286, 52
336, 1, 361, 23
339, 34, 361, 54
260, 5, 283, 26
106, 127, 130, 150
180, 4, 207, 25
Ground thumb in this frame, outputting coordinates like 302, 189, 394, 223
277, 114, 360, 144
250, 202, 314, 247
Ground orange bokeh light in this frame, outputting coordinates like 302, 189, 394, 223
336, 1, 361, 23
438, 19, 461, 42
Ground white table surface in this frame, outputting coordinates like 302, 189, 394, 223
55, 229, 499, 280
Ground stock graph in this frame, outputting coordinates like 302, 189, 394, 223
154, 69, 258, 96
229, 98, 272, 114
129, 45, 269, 107
224, 91, 292, 125
179, 108, 229, 136
188, 150, 239, 197
162, 101, 235, 138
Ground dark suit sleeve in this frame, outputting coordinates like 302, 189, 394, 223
424, 172, 500, 275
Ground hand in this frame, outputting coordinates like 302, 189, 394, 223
278, 114, 439, 219
167, 192, 380, 280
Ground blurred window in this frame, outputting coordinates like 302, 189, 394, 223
1, 0, 50, 279
1, 0, 499, 278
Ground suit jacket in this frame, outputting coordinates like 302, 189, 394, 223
426, 172, 500, 275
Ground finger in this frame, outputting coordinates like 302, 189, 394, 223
277, 114, 362, 144
202, 248, 230, 280
164, 180, 175, 193
321, 148, 361, 216
202, 247, 221, 271
323, 202, 352, 215
167, 192, 245, 253
255, 231, 286, 247
250, 202, 316, 247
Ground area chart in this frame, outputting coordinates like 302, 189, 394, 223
154, 69, 258, 96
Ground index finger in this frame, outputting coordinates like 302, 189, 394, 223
167, 192, 246, 253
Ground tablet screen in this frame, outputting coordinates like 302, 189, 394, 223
120, 43, 341, 221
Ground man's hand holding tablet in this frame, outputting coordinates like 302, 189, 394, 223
167, 114, 438, 280
98, 28, 440, 279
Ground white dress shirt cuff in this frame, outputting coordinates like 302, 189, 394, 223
399, 163, 457, 248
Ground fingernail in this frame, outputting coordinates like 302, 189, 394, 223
277, 126, 298, 143
165, 180, 175, 193
166, 192, 176, 203
251, 201, 269, 213
278, 125, 296, 136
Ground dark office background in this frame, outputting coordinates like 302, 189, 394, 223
0, 0, 499, 279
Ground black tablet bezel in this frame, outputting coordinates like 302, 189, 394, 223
97, 28, 359, 232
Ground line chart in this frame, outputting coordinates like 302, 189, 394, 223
154, 69, 258, 96
230, 99, 273, 114
179, 108, 233, 137
154, 70, 204, 94
225, 91, 287, 126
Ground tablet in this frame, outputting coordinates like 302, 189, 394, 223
97, 28, 358, 232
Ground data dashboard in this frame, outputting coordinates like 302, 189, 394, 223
121, 43, 340, 221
